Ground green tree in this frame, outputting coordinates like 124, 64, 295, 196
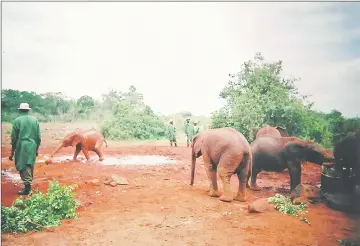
211, 53, 332, 145
101, 86, 165, 140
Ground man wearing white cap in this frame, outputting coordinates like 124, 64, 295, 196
9, 103, 41, 195
166, 119, 177, 147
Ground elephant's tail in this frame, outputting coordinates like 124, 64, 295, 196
103, 139, 108, 148
242, 151, 251, 169
242, 151, 252, 180
190, 135, 200, 186
190, 148, 196, 186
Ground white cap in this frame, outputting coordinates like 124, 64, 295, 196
18, 103, 31, 110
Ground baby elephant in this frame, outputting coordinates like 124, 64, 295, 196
51, 130, 107, 162
190, 127, 252, 202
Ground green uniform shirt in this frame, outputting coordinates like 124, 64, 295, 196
193, 125, 200, 136
11, 112, 41, 172
167, 124, 176, 141
184, 122, 194, 139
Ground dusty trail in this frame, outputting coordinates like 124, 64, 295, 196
1, 123, 359, 246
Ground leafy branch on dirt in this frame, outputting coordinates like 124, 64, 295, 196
338, 240, 360, 246
1, 179, 79, 233
267, 194, 309, 224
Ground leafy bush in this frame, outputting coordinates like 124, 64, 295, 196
101, 88, 166, 140
1, 180, 79, 233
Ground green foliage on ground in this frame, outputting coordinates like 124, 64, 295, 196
338, 240, 360, 246
267, 194, 310, 224
211, 53, 360, 147
1, 180, 78, 233
267, 194, 308, 216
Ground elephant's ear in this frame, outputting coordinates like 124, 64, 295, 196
71, 133, 84, 147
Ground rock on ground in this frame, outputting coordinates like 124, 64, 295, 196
104, 174, 129, 187
248, 198, 275, 213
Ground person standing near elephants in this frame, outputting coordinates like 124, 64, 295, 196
167, 119, 177, 147
192, 121, 200, 138
9, 103, 41, 195
184, 118, 194, 147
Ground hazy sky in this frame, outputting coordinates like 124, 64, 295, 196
2, 2, 360, 117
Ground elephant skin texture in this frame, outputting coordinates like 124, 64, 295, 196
255, 125, 289, 139
51, 130, 107, 162
248, 136, 334, 194
333, 130, 360, 186
190, 127, 252, 203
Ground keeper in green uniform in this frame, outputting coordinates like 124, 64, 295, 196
192, 120, 200, 138
9, 103, 41, 195
167, 119, 177, 147
184, 118, 194, 147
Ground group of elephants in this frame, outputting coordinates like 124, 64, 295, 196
51, 126, 360, 203
190, 125, 360, 203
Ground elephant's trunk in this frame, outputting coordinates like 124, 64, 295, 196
51, 143, 64, 157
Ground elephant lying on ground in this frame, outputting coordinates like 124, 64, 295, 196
190, 127, 252, 202
255, 125, 289, 138
51, 130, 107, 162
247, 135, 334, 193
333, 130, 360, 185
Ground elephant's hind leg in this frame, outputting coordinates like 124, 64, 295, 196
234, 156, 250, 202
249, 153, 262, 191
94, 140, 104, 161
94, 148, 104, 161
203, 153, 219, 197
218, 157, 236, 202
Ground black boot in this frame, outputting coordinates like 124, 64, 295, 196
18, 184, 31, 195
175, 142, 178, 147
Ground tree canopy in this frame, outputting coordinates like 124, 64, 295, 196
2, 53, 359, 144
211, 53, 359, 147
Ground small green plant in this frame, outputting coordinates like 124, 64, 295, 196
1, 179, 79, 233
338, 239, 360, 246
267, 194, 309, 224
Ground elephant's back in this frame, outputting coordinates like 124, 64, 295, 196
83, 130, 103, 139
208, 128, 250, 152
251, 135, 283, 155
256, 126, 281, 139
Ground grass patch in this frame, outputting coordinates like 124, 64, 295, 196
267, 194, 310, 224
1, 179, 79, 233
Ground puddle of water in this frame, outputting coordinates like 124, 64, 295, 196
101, 155, 177, 166
1, 170, 21, 182
38, 155, 87, 164
35, 154, 176, 166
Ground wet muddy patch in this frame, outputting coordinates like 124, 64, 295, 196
1, 169, 21, 184
101, 155, 177, 166
39, 154, 177, 166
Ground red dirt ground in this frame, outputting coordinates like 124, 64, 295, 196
1, 123, 359, 246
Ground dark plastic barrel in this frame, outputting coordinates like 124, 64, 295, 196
321, 166, 355, 195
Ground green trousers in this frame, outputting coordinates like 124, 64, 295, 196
19, 165, 34, 185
